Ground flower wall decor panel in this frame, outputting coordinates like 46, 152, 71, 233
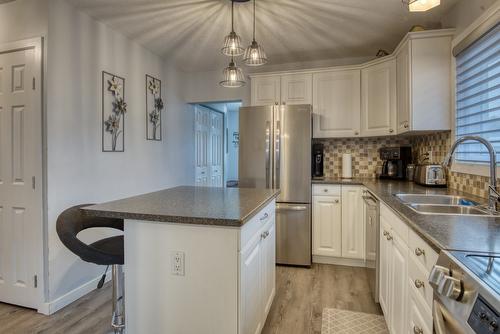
146, 74, 164, 141
102, 71, 126, 152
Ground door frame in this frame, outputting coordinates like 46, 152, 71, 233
0, 37, 45, 311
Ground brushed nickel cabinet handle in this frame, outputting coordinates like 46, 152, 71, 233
383, 231, 389, 237
354, 131, 359, 135
414, 279, 425, 289
413, 326, 423, 334
260, 213, 269, 222
415, 248, 425, 256
389, 128, 394, 133
261, 231, 270, 239
386, 233, 393, 241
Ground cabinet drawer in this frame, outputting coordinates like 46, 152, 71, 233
240, 200, 276, 252
407, 282, 433, 334
312, 184, 341, 196
380, 203, 408, 245
408, 255, 433, 310
409, 229, 439, 273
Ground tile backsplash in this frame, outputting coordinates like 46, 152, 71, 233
316, 131, 498, 199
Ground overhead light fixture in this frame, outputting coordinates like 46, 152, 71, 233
221, 1, 245, 56
403, 0, 440, 12
220, 57, 246, 88
243, 0, 267, 66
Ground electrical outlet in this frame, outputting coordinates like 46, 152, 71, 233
171, 251, 185, 276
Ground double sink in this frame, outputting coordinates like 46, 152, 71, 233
395, 194, 498, 217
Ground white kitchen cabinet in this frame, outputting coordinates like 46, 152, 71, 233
261, 221, 276, 318
313, 69, 361, 138
280, 73, 312, 105
341, 186, 364, 259
251, 75, 281, 106
361, 58, 397, 137
379, 216, 392, 317
312, 195, 342, 257
396, 31, 453, 134
250, 73, 312, 106
388, 230, 408, 334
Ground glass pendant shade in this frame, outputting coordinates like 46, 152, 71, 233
221, 31, 245, 56
406, 0, 440, 12
220, 60, 246, 88
244, 40, 267, 66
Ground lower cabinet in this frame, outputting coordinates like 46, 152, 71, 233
379, 203, 437, 334
240, 209, 276, 334
312, 184, 365, 263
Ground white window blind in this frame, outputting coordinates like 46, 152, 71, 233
455, 24, 500, 163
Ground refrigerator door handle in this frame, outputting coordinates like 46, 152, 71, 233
265, 121, 271, 188
275, 120, 281, 189
276, 204, 308, 211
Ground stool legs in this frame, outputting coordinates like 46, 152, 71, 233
111, 264, 125, 333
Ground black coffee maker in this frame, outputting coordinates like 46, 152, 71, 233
312, 143, 324, 178
379, 147, 412, 179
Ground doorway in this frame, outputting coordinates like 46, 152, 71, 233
0, 38, 44, 309
194, 102, 241, 187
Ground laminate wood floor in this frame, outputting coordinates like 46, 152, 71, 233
0, 264, 381, 334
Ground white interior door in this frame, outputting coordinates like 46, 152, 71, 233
195, 106, 209, 186
209, 111, 223, 187
0, 39, 43, 309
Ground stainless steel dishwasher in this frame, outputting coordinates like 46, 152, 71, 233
363, 190, 380, 303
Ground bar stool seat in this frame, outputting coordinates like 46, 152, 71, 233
56, 204, 125, 333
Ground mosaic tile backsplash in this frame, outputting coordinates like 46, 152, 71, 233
316, 131, 498, 199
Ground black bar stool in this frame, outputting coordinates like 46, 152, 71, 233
56, 204, 125, 333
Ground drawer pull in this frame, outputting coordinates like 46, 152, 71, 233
414, 279, 425, 289
415, 248, 426, 256
413, 326, 423, 334
386, 233, 393, 241
260, 213, 269, 222
323, 189, 328, 193
334, 199, 339, 203
261, 231, 270, 239
383, 231, 388, 236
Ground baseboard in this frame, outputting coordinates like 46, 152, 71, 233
313, 255, 366, 268
38, 274, 111, 315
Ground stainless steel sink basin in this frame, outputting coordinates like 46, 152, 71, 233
395, 193, 479, 206
408, 204, 494, 216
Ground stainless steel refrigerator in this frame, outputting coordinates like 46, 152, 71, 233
239, 104, 312, 266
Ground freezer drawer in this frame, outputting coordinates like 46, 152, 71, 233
276, 203, 311, 266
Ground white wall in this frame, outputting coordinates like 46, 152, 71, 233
0, 0, 48, 43
441, 0, 498, 35
46, 0, 193, 306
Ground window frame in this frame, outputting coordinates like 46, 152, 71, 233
450, 6, 500, 178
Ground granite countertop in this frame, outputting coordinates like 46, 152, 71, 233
313, 177, 500, 253
83, 186, 280, 227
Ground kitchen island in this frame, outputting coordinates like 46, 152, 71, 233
84, 186, 280, 334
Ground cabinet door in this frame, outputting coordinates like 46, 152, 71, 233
379, 216, 392, 318
240, 238, 263, 334
312, 195, 342, 257
397, 41, 411, 133
313, 70, 361, 138
251, 76, 281, 106
341, 186, 364, 259
407, 287, 432, 334
280, 73, 312, 105
261, 221, 276, 320
389, 233, 408, 334
361, 59, 397, 137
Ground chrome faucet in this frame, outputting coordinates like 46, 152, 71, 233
443, 136, 499, 212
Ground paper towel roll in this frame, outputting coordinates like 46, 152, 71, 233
342, 153, 352, 179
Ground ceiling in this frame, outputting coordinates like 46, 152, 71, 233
66, 0, 460, 72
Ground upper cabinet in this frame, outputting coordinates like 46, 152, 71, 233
396, 33, 453, 134
313, 69, 361, 138
249, 29, 454, 139
361, 58, 397, 137
250, 73, 312, 106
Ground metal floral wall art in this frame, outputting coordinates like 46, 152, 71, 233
146, 74, 164, 141
102, 71, 126, 152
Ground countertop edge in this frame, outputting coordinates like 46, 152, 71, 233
83, 191, 280, 228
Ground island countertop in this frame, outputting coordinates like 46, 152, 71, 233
83, 186, 280, 227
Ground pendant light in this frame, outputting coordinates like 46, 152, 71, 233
243, 0, 267, 66
221, 1, 245, 56
220, 57, 246, 88
403, 0, 440, 12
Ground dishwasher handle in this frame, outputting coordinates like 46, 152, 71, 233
276, 204, 308, 212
